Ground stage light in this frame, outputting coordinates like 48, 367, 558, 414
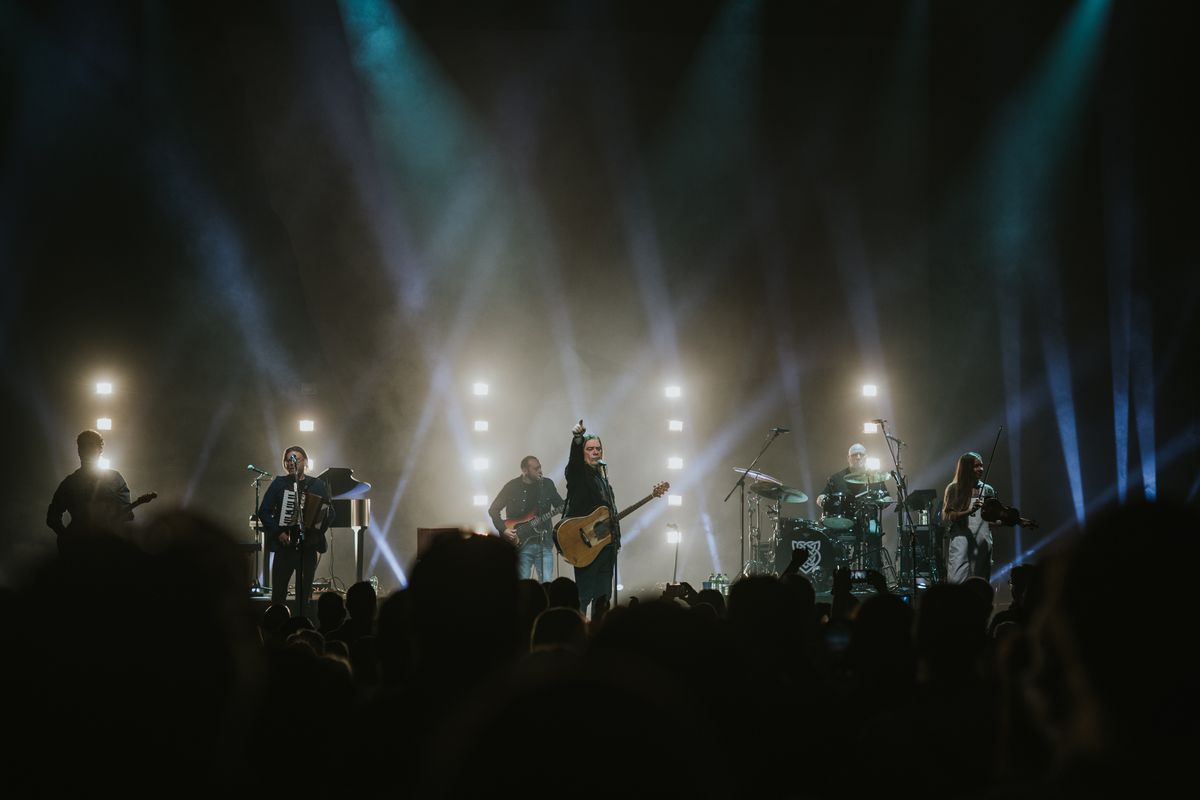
97, 418, 113, 431
667, 456, 683, 470
668, 494, 683, 506
863, 422, 877, 434
862, 384, 877, 397
472, 495, 488, 507
668, 419, 684, 432
298, 419, 315, 432
96, 382, 113, 395
666, 528, 682, 544
98, 457, 111, 469
616, 583, 624, 591
866, 457, 881, 471
472, 382, 489, 396
474, 420, 488, 432
472, 457, 489, 471
664, 385, 681, 398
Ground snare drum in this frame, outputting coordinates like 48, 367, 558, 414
821, 492, 856, 531
775, 519, 836, 588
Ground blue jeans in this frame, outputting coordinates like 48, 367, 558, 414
517, 534, 555, 582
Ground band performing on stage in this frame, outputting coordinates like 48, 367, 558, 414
46, 416, 1038, 609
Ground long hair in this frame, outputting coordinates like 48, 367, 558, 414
950, 452, 983, 511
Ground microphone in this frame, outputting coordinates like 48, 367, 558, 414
771, 426, 791, 433
884, 433, 907, 446
246, 464, 271, 475
288, 453, 299, 463
871, 419, 887, 424
597, 459, 607, 467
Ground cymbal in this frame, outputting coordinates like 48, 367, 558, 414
750, 481, 809, 503
844, 471, 892, 485
734, 467, 781, 486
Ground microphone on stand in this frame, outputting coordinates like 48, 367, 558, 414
771, 426, 791, 434
246, 464, 271, 476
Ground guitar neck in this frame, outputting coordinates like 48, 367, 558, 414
616, 493, 657, 522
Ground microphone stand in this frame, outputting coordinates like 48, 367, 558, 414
724, 428, 786, 578
877, 422, 916, 598
599, 462, 618, 608
293, 468, 308, 620
249, 472, 270, 596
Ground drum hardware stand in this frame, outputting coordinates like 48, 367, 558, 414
742, 492, 770, 576
724, 427, 787, 578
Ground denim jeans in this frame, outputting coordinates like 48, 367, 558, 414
517, 534, 556, 582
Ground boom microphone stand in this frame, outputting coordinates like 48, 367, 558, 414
724, 427, 787, 577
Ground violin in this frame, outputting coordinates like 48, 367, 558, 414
980, 496, 1038, 529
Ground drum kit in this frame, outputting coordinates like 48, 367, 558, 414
736, 467, 897, 591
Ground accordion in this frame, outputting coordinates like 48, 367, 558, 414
280, 488, 330, 530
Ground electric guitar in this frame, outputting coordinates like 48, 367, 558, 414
553, 481, 670, 567
127, 492, 158, 513
503, 507, 558, 546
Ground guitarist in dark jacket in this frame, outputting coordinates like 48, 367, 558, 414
489, 455, 563, 581
47, 429, 155, 554
564, 420, 619, 616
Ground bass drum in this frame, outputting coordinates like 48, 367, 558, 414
775, 519, 837, 589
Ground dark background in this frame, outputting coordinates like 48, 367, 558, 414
3, 0, 1195, 594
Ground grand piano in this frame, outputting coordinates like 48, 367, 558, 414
316, 466, 372, 583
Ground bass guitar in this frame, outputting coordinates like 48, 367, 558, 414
503, 508, 558, 546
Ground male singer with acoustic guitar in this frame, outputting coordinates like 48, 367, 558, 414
489, 455, 564, 581
562, 421, 618, 617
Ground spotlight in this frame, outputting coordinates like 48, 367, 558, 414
472, 382, 489, 396
668, 419, 684, 432
97, 417, 113, 431
866, 457, 881, 471
472, 495, 488, 507
98, 457, 111, 469
96, 382, 113, 395
616, 583, 624, 591
474, 420, 489, 432
472, 457, 489, 471
862, 384, 878, 397
863, 422, 878, 434
667, 457, 683, 470
664, 385, 681, 398
668, 494, 682, 507
666, 528, 682, 544
298, 419, 315, 432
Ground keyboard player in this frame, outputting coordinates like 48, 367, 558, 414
258, 445, 334, 619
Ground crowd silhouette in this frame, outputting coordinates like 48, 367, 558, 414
6, 500, 1196, 797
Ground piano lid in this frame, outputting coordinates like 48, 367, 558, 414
316, 467, 372, 499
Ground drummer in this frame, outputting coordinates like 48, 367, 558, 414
816, 443, 870, 511
817, 443, 892, 571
